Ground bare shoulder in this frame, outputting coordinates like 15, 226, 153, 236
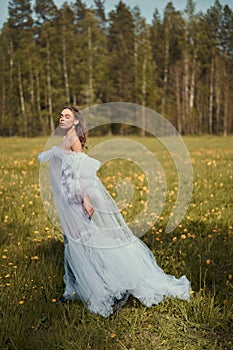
71, 137, 82, 153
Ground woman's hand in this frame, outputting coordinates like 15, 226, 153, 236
83, 193, 94, 219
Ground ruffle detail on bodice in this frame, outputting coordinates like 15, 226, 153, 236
38, 146, 101, 204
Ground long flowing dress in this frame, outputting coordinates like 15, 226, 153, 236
38, 146, 190, 317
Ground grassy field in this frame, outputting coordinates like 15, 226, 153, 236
0, 135, 232, 350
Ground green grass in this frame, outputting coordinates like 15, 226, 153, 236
0, 135, 232, 349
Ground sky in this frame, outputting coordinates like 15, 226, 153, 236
1, 0, 233, 28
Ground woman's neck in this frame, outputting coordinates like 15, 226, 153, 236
65, 126, 76, 138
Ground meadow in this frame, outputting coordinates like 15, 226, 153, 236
0, 135, 232, 350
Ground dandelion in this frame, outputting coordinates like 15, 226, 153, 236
111, 333, 117, 338
31, 256, 39, 260
206, 259, 211, 265
19, 300, 25, 305
2, 255, 7, 259
51, 298, 57, 303
228, 274, 232, 280
173, 237, 177, 242
181, 234, 186, 240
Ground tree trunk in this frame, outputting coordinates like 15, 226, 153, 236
189, 52, 196, 133
134, 36, 139, 104
175, 67, 182, 134
2, 80, 6, 121
62, 25, 70, 104
162, 24, 169, 116
36, 70, 46, 135
209, 55, 214, 134
223, 58, 228, 136
28, 60, 35, 136
29, 60, 34, 105
46, 39, 54, 133
183, 51, 189, 134
215, 55, 221, 134
9, 41, 14, 96
88, 26, 94, 106
73, 93, 77, 105
141, 53, 147, 137
18, 65, 27, 136
8, 41, 14, 136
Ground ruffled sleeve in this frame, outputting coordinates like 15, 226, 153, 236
61, 152, 101, 203
38, 146, 63, 162
38, 146, 101, 204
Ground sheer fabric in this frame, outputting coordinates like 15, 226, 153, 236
38, 146, 190, 317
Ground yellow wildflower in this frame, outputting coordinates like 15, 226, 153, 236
31, 256, 39, 260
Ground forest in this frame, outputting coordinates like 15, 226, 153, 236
0, 0, 233, 136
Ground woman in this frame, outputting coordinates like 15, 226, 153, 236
38, 106, 190, 317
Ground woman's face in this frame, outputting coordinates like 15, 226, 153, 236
59, 108, 77, 130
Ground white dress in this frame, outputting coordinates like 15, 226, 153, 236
38, 146, 190, 317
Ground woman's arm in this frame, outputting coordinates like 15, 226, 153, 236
83, 193, 94, 218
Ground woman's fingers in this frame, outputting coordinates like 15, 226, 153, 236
83, 195, 94, 218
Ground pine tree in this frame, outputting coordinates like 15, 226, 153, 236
162, 2, 184, 127
205, 0, 223, 134
34, 0, 58, 24
221, 5, 233, 135
34, 0, 60, 133
6, 0, 35, 136
94, 0, 106, 27
108, 1, 135, 102
150, 9, 165, 113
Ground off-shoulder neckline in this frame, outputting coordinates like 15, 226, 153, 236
55, 146, 85, 155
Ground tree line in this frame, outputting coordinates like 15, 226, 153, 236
0, 0, 232, 137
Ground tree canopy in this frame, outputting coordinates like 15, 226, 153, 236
0, 0, 232, 136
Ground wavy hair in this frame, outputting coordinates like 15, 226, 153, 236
64, 106, 88, 149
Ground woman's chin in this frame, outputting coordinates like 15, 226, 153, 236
59, 124, 70, 131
